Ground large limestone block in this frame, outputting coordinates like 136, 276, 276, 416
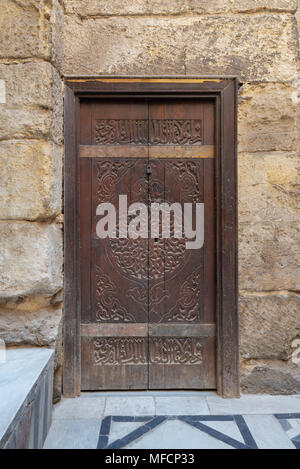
185, 14, 298, 81
63, 0, 225, 15
230, 0, 297, 12
0, 1, 49, 59
240, 221, 300, 291
0, 107, 51, 141
0, 308, 62, 346
0, 222, 63, 299
0, 0, 64, 68
239, 153, 300, 291
0, 62, 60, 108
50, 0, 64, 72
239, 83, 298, 152
7, 1, 44, 9
0, 63, 63, 144
297, 0, 300, 25
64, 16, 188, 75
64, 14, 298, 80
241, 360, 300, 394
65, 0, 149, 15
240, 293, 300, 360
64, 0, 297, 15
0, 141, 62, 220
50, 65, 64, 145
239, 152, 300, 222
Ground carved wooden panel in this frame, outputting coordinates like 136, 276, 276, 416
80, 98, 216, 391
148, 159, 204, 325
95, 119, 148, 145
96, 160, 136, 203
94, 338, 147, 365
81, 336, 148, 390
149, 337, 216, 389
150, 119, 202, 145
149, 338, 203, 365
92, 158, 148, 325
93, 337, 203, 366
95, 266, 135, 323
94, 118, 202, 145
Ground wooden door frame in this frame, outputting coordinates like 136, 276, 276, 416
63, 77, 240, 398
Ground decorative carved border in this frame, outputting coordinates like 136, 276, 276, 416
92, 337, 203, 365
94, 118, 203, 145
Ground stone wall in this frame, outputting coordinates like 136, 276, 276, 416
0, 0, 299, 396
63, 0, 300, 393
0, 0, 64, 402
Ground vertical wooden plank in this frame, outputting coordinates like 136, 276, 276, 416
63, 85, 81, 396
80, 100, 92, 144
203, 158, 216, 324
80, 99, 149, 390
80, 157, 92, 322
218, 80, 239, 397
148, 99, 216, 390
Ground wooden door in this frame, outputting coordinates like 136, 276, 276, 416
79, 98, 216, 390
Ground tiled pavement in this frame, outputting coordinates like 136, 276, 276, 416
43, 392, 300, 449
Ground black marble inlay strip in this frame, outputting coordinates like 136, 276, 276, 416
233, 415, 258, 449
292, 434, 300, 443
112, 416, 153, 422
134, 416, 154, 422
105, 439, 124, 450
106, 424, 151, 449
117, 425, 151, 447
274, 413, 300, 420
185, 420, 250, 450
180, 415, 234, 422
106, 417, 167, 450
145, 416, 166, 429
97, 436, 108, 449
292, 439, 300, 449
100, 416, 111, 436
112, 416, 135, 422
97, 415, 259, 450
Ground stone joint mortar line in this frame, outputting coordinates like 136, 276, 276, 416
66, 11, 297, 21
240, 290, 300, 297
103, 397, 108, 417
0, 58, 64, 78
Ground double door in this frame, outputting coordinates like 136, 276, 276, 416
79, 98, 216, 390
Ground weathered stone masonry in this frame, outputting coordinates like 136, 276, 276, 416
0, 0, 64, 401
0, 0, 300, 397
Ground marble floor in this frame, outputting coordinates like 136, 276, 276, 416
44, 392, 300, 449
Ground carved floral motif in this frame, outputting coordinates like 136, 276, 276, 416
95, 265, 135, 322
108, 236, 187, 281
165, 161, 202, 204
96, 160, 136, 203
162, 266, 202, 322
